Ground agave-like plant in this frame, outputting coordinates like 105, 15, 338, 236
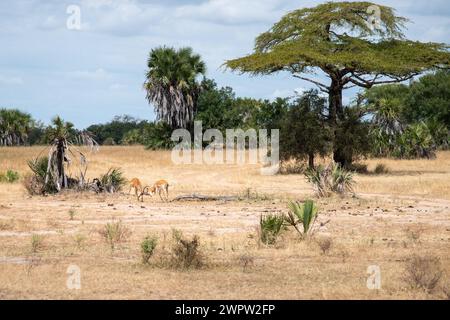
304, 165, 331, 197
99, 168, 126, 193
305, 163, 355, 197
259, 213, 285, 245
285, 200, 318, 238
330, 164, 355, 195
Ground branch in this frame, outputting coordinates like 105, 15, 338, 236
345, 72, 417, 88
292, 75, 330, 93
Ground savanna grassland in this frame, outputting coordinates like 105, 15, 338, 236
0, 146, 449, 299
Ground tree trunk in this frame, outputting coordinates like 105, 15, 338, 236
329, 78, 351, 168
308, 152, 315, 169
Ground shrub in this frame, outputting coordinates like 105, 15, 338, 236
68, 210, 76, 220
31, 234, 44, 253
99, 168, 126, 193
259, 213, 285, 245
285, 200, 318, 239
348, 163, 368, 174
74, 234, 87, 250
374, 164, 389, 174
403, 255, 443, 293
278, 160, 306, 175
25, 157, 57, 195
103, 137, 116, 146
99, 221, 131, 250
305, 163, 355, 197
170, 229, 204, 269
141, 235, 158, 264
316, 237, 333, 255
0, 170, 19, 183
238, 253, 255, 272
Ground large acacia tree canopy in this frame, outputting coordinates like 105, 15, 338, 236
225, 2, 450, 88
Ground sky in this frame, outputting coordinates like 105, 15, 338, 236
0, 0, 449, 129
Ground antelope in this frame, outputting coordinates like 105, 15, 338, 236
138, 179, 169, 202
128, 178, 143, 197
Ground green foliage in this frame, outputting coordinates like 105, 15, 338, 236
144, 46, 206, 129
0, 170, 20, 183
334, 107, 372, 166
87, 115, 147, 145
0, 108, 33, 146
195, 79, 288, 135
396, 122, 436, 159
141, 235, 158, 264
280, 90, 331, 168
305, 163, 355, 197
285, 200, 318, 238
259, 214, 285, 245
142, 121, 174, 150
99, 168, 126, 193
25, 157, 57, 195
102, 137, 116, 146
404, 70, 450, 129
226, 2, 448, 77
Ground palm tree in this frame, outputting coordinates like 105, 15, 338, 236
144, 46, 206, 129
0, 108, 33, 146
43, 116, 98, 191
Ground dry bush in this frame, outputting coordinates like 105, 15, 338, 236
316, 237, 333, 255
98, 221, 131, 250
374, 163, 389, 174
348, 163, 368, 174
279, 160, 306, 175
170, 229, 204, 269
238, 253, 255, 272
31, 234, 44, 253
403, 255, 444, 293
0, 220, 12, 230
22, 174, 44, 196
74, 234, 87, 250
404, 225, 424, 243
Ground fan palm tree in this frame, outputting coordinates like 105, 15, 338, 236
43, 116, 98, 191
144, 46, 206, 129
0, 108, 33, 146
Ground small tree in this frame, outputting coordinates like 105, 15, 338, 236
280, 90, 331, 168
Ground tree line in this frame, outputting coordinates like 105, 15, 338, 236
1, 69, 449, 168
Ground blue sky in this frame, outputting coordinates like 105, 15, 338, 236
1, 0, 449, 128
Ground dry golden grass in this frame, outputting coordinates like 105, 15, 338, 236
0, 146, 449, 299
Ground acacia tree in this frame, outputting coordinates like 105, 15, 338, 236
144, 46, 206, 130
225, 1, 450, 167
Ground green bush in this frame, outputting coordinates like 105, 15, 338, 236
0, 170, 20, 183
285, 200, 318, 239
141, 235, 158, 264
305, 163, 355, 197
99, 168, 126, 193
259, 213, 285, 245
